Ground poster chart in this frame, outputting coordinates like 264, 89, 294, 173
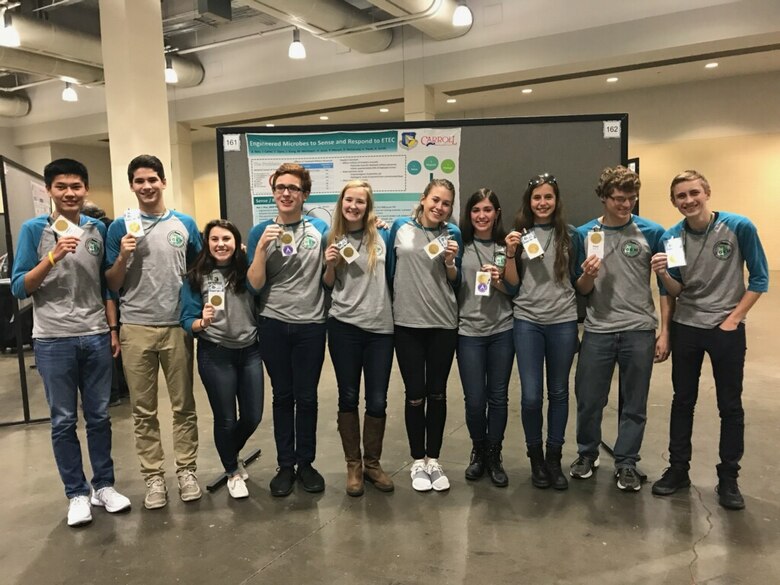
246, 128, 461, 225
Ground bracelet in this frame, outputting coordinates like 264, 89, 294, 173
109, 325, 119, 332
506, 254, 516, 259
200, 319, 207, 330
48, 251, 56, 267
444, 261, 455, 268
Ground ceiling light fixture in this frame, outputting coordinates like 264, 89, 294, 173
521, 88, 533, 94
266, 123, 275, 127
379, 108, 389, 113
319, 115, 329, 120
705, 62, 719, 69
0, 8, 20, 48
61, 82, 78, 103
164, 55, 178, 84
452, 1, 473, 27
446, 98, 457, 104
288, 28, 306, 60
606, 76, 619, 83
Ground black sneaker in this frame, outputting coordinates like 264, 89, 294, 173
651, 467, 691, 496
570, 455, 599, 479
297, 464, 325, 493
616, 467, 641, 492
270, 466, 296, 497
716, 479, 745, 510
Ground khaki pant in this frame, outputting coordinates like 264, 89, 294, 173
121, 324, 197, 478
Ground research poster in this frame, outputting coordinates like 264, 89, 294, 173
246, 128, 462, 225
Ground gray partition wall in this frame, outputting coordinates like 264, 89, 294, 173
217, 114, 629, 237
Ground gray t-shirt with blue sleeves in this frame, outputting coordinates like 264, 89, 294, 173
328, 228, 394, 334
179, 269, 257, 349
387, 218, 463, 330
513, 225, 578, 324
575, 215, 665, 333
246, 216, 328, 324
106, 210, 202, 326
457, 238, 513, 337
11, 215, 109, 338
663, 211, 769, 329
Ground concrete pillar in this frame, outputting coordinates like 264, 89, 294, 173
170, 121, 196, 218
404, 84, 436, 121
99, 0, 173, 214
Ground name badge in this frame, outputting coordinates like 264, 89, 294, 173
664, 237, 687, 268
336, 236, 359, 264
124, 208, 145, 238
50, 216, 84, 238
521, 230, 544, 260
474, 271, 491, 296
279, 230, 297, 257
587, 229, 605, 259
425, 234, 449, 260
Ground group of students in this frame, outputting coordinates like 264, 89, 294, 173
12, 156, 767, 528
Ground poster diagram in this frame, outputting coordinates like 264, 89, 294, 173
246, 128, 462, 224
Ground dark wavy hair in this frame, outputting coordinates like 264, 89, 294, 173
460, 188, 507, 245
187, 219, 247, 294
514, 174, 572, 284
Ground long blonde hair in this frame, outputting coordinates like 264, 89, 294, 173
327, 180, 380, 272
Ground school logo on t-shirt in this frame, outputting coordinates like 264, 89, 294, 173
713, 240, 733, 260
375, 244, 384, 257
302, 235, 318, 250
85, 237, 102, 256
168, 230, 186, 248
621, 240, 641, 258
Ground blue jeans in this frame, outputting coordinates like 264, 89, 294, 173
456, 329, 514, 444
197, 339, 264, 475
514, 319, 578, 448
327, 318, 393, 418
34, 333, 115, 498
258, 318, 326, 467
574, 330, 655, 468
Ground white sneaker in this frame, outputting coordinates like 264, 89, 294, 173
91, 486, 132, 513
237, 459, 249, 481
410, 459, 432, 492
227, 474, 249, 499
67, 495, 92, 527
426, 458, 451, 492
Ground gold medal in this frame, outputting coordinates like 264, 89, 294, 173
210, 295, 223, 306
428, 242, 440, 254
590, 232, 603, 244
54, 219, 68, 231
280, 233, 293, 244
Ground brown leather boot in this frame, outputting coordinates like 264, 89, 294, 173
363, 414, 394, 492
337, 411, 364, 497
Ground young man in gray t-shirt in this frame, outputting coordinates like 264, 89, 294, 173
106, 155, 202, 510
650, 170, 768, 510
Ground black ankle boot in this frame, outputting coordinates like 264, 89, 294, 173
485, 442, 509, 487
465, 441, 486, 480
545, 444, 568, 490
527, 444, 551, 489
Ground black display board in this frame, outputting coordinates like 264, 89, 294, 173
216, 114, 629, 238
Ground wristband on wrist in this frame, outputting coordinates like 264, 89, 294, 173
506, 254, 515, 259
445, 261, 455, 268
48, 251, 56, 267
109, 325, 119, 332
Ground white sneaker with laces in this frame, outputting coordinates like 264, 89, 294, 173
426, 458, 451, 492
227, 474, 249, 499
67, 495, 92, 527
410, 459, 432, 492
237, 459, 249, 481
91, 486, 132, 513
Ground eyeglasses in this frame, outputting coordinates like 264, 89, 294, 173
608, 194, 638, 205
528, 173, 557, 187
273, 184, 303, 195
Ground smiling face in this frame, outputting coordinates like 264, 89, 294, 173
341, 186, 368, 229
601, 188, 637, 225
529, 183, 557, 224
208, 226, 236, 266
272, 172, 307, 217
130, 167, 166, 213
470, 199, 497, 239
48, 173, 87, 219
420, 185, 454, 227
671, 179, 711, 223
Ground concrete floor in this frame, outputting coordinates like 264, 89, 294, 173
1, 290, 778, 585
